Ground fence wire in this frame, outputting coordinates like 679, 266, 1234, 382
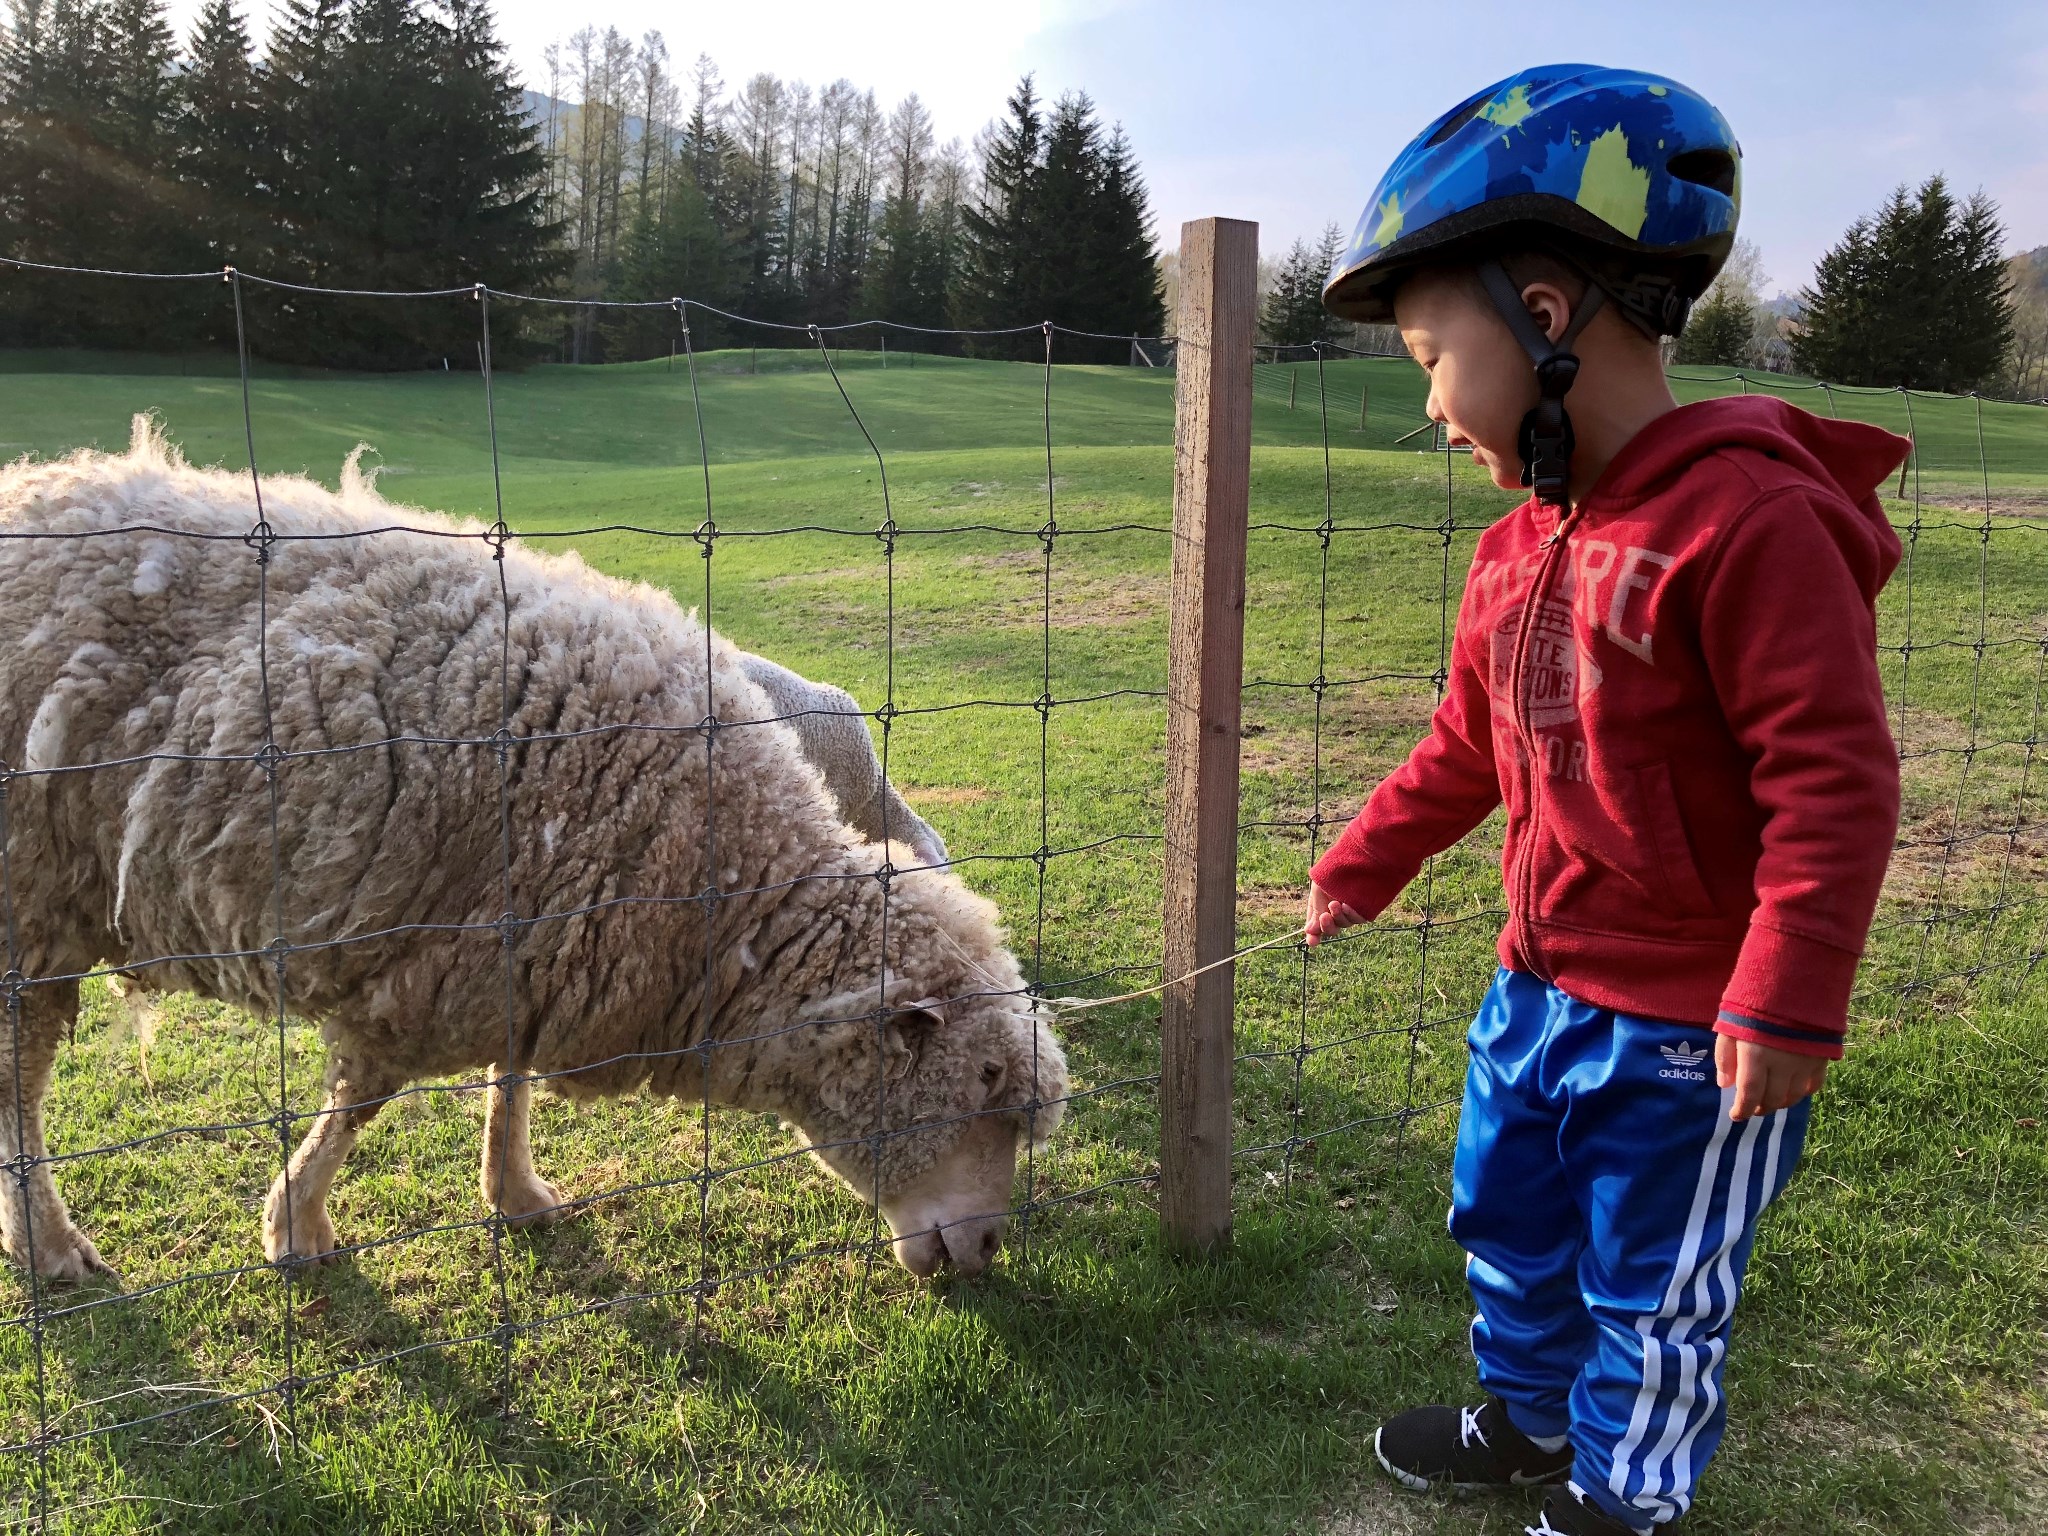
1230, 341, 2048, 1203
1, 266, 2044, 1527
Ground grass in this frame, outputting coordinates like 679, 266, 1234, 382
0, 353, 2044, 1534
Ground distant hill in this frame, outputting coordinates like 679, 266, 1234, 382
522, 89, 671, 153
2021, 246, 2048, 294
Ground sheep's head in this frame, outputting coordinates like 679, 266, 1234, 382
783, 977, 1068, 1280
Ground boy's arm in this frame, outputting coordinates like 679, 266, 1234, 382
1698, 490, 1901, 1061
1309, 620, 1501, 921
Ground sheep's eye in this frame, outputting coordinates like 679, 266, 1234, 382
980, 1059, 1006, 1096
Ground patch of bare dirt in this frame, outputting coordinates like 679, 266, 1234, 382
753, 552, 1168, 639
902, 785, 993, 808
1317, 1483, 1528, 1535
1886, 801, 2048, 906
955, 550, 1170, 630
1240, 688, 1440, 780
1885, 706, 2048, 905
1238, 885, 1307, 921
1909, 486, 2048, 521
760, 565, 878, 588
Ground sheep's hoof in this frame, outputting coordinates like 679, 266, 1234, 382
488, 1176, 569, 1229
9, 1222, 114, 1284
262, 1205, 338, 1266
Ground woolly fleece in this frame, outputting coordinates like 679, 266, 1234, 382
0, 420, 1066, 1279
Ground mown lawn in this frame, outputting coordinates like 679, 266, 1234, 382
0, 355, 2043, 1534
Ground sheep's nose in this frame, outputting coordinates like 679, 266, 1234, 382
939, 1215, 1005, 1278
891, 1228, 947, 1277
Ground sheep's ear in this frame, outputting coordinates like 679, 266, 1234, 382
978, 1055, 1007, 1105
816, 1006, 938, 1116
881, 1005, 943, 1082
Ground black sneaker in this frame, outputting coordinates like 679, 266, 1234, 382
1374, 1395, 1573, 1491
1525, 1487, 1650, 1535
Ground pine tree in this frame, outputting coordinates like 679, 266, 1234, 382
959, 82, 1160, 362
0, 3, 43, 336
174, 0, 265, 278
1031, 89, 1099, 350
1937, 191, 2014, 391
95, 0, 186, 337
1261, 238, 1322, 348
1674, 284, 1754, 367
921, 140, 971, 345
1795, 175, 2015, 392
1260, 224, 1345, 350
0, 0, 190, 342
260, 0, 348, 293
99, 0, 174, 163
603, 160, 727, 357
863, 93, 939, 333
957, 73, 1041, 353
427, 0, 560, 309
250, 0, 556, 367
0, 0, 94, 339
1077, 122, 1163, 361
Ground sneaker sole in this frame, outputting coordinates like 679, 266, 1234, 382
1374, 1428, 1434, 1492
1373, 1426, 1572, 1494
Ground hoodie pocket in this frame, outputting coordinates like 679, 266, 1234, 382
1633, 761, 1718, 920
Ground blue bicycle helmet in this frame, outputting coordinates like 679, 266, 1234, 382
1325, 64, 1742, 506
1324, 64, 1740, 336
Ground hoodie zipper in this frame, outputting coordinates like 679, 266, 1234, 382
1505, 505, 1582, 977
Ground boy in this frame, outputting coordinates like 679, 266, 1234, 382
1303, 65, 1909, 1535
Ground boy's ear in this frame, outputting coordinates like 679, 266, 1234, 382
1521, 280, 1576, 347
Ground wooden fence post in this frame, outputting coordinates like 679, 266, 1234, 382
1161, 216, 1256, 1257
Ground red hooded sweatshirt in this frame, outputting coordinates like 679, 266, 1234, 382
1310, 396, 1909, 1059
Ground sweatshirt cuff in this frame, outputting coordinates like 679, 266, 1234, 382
1713, 1009, 1843, 1061
1714, 921, 1861, 1061
1308, 839, 1411, 923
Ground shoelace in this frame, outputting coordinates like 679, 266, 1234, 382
1523, 1516, 1567, 1536
1459, 1404, 1490, 1448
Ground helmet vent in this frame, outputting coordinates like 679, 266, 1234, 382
1666, 148, 1736, 197
1423, 93, 1491, 148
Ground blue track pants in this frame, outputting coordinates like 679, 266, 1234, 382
1452, 969, 1809, 1530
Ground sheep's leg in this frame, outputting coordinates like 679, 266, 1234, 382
0, 978, 109, 1282
882, 781, 948, 868
262, 1053, 399, 1264
478, 1069, 565, 1227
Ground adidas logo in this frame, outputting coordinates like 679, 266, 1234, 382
1658, 1040, 1711, 1083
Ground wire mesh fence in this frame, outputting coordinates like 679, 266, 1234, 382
1, 255, 2044, 1527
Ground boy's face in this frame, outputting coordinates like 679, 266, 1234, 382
1395, 269, 1547, 493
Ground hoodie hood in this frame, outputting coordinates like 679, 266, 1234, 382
1585, 394, 1910, 601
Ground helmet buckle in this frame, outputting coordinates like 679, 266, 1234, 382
1534, 352, 1580, 398
1519, 396, 1576, 508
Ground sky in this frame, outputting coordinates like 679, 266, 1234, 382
167, 0, 2048, 298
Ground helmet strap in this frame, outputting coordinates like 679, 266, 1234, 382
1476, 259, 1605, 510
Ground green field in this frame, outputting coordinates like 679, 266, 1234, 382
2, 351, 2044, 1534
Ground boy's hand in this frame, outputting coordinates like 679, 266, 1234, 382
1303, 883, 1363, 947
1715, 1035, 1828, 1121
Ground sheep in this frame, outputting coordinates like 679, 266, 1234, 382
734, 653, 949, 871
0, 420, 1066, 1284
